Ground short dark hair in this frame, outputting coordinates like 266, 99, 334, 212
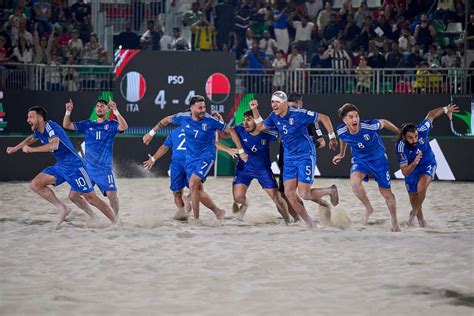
287, 92, 303, 103
28, 106, 48, 121
172, 27, 180, 32
400, 123, 417, 140
96, 99, 108, 105
338, 103, 359, 118
243, 109, 253, 118
190, 95, 205, 106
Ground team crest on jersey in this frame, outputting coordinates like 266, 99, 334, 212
261, 139, 267, 145
104, 124, 109, 130
289, 118, 294, 125
419, 138, 425, 145
363, 134, 370, 141
202, 123, 207, 131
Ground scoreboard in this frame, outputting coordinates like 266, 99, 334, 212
114, 51, 235, 127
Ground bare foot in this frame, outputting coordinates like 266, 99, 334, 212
183, 195, 192, 213
418, 218, 428, 228
56, 206, 72, 229
391, 220, 401, 232
216, 208, 225, 224
239, 202, 249, 220
361, 208, 374, 225
407, 213, 416, 227
232, 202, 240, 214
173, 209, 188, 221
330, 184, 339, 206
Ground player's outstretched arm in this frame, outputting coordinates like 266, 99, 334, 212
22, 137, 59, 154
426, 104, 459, 122
6, 135, 37, 154
379, 119, 400, 137
226, 127, 248, 162
143, 116, 173, 145
249, 99, 268, 132
317, 113, 338, 150
332, 139, 347, 165
109, 100, 128, 131
143, 144, 170, 170
400, 151, 423, 177
216, 142, 239, 159
63, 99, 76, 130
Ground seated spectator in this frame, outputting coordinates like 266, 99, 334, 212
62, 55, 79, 91
414, 14, 436, 50
398, 27, 415, 53
259, 30, 277, 61
68, 29, 83, 61
288, 45, 305, 70
373, 12, 393, 52
338, 0, 353, 25
323, 13, 341, 44
84, 33, 102, 64
11, 36, 33, 63
356, 56, 372, 93
357, 16, 376, 50
385, 42, 403, 68
140, 20, 161, 51
12, 19, 33, 47
405, 43, 424, 67
33, 25, 54, 64
171, 27, 188, 51
311, 44, 332, 69
71, 0, 91, 28
272, 49, 287, 90
441, 44, 457, 68
117, 23, 140, 49
353, 46, 366, 67
413, 60, 429, 92
423, 45, 440, 67
33, 0, 52, 36
317, 2, 333, 32
192, 16, 214, 51
239, 39, 267, 73
46, 52, 63, 91
354, 1, 371, 28
78, 15, 93, 43
367, 45, 386, 68
341, 14, 360, 51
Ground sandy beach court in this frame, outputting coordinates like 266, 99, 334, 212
1, 177, 473, 315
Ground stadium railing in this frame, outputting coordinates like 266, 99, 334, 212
2, 64, 472, 94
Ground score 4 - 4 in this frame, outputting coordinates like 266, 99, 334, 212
154, 90, 196, 110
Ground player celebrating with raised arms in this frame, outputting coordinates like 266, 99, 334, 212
217, 110, 290, 223
396, 104, 459, 227
6, 106, 116, 227
143, 95, 226, 222
143, 127, 192, 221
333, 103, 401, 232
63, 98, 128, 217
250, 91, 339, 228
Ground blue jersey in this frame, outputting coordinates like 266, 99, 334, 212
73, 119, 119, 169
33, 120, 83, 167
396, 119, 436, 167
171, 112, 227, 160
234, 125, 278, 172
163, 127, 186, 162
337, 119, 386, 162
264, 107, 318, 159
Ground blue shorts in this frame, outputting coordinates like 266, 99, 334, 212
42, 163, 94, 193
170, 160, 188, 192
350, 155, 391, 189
405, 163, 436, 193
86, 165, 117, 196
283, 156, 316, 184
233, 167, 278, 189
186, 156, 214, 182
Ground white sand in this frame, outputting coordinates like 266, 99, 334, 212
1, 177, 473, 315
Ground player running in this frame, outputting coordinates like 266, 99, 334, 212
396, 104, 459, 227
143, 95, 226, 222
6, 106, 116, 227
217, 110, 290, 223
250, 91, 339, 228
143, 127, 192, 220
63, 98, 128, 217
333, 103, 401, 232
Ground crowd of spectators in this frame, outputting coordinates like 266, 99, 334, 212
0, 0, 108, 66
